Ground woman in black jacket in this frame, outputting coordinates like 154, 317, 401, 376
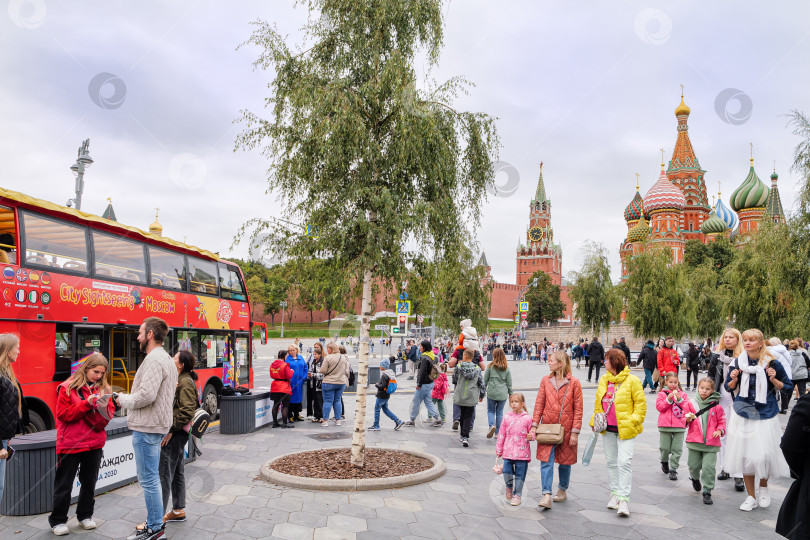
0, 334, 23, 504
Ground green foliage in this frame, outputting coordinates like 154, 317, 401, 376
524, 271, 564, 324
687, 262, 726, 339
684, 237, 734, 273
235, 0, 499, 288
568, 242, 620, 334
622, 249, 694, 340
434, 245, 491, 331
683, 240, 709, 267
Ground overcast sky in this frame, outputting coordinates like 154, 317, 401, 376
2, 0, 808, 284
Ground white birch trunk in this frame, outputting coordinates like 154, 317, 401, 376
350, 267, 373, 467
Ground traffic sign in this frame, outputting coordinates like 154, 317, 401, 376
399, 291, 408, 300
519, 301, 529, 312
520, 312, 527, 320
396, 300, 411, 315
514, 315, 519, 323
417, 315, 424, 324
374, 324, 390, 331
521, 320, 528, 328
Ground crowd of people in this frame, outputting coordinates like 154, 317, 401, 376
2, 315, 810, 537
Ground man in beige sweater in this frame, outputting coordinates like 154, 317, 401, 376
116, 317, 177, 540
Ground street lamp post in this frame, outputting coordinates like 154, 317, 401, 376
280, 301, 287, 338
66, 139, 93, 210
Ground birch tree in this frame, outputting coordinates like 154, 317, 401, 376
235, 0, 498, 466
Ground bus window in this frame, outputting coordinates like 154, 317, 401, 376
188, 257, 218, 295
0, 205, 17, 265
21, 212, 88, 272
219, 263, 247, 301
55, 325, 73, 380
200, 332, 228, 369
92, 231, 146, 283
177, 330, 200, 359
148, 247, 187, 290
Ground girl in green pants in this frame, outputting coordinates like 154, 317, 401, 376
656, 373, 694, 481
685, 378, 726, 505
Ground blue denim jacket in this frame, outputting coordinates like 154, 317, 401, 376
724, 356, 793, 420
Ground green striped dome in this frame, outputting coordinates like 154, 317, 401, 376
701, 210, 728, 235
731, 164, 770, 211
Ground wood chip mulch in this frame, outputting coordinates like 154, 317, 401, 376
270, 448, 433, 479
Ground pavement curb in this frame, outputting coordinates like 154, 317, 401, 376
259, 446, 445, 491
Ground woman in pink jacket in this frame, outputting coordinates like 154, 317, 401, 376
496, 393, 534, 507
685, 377, 726, 505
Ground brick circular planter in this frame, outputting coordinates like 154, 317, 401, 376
260, 446, 445, 491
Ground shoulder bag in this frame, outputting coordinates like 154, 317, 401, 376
592, 382, 620, 433
536, 381, 569, 445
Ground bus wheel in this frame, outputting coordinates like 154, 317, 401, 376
202, 384, 219, 417
26, 410, 47, 433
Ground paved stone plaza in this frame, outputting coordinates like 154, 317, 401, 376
0, 342, 789, 539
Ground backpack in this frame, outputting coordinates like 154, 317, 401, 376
348, 365, 356, 387
429, 361, 439, 381
386, 376, 397, 394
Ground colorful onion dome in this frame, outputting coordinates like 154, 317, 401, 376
714, 198, 738, 230
730, 161, 770, 211
644, 168, 685, 213
623, 191, 645, 222
771, 171, 778, 181
701, 210, 728, 235
627, 216, 651, 243
675, 95, 691, 116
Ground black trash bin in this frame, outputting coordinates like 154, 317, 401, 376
220, 390, 273, 434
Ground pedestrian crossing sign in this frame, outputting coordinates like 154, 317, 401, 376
519, 301, 529, 312
396, 300, 411, 315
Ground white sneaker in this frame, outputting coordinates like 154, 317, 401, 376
51, 524, 69, 536
335, 420, 343, 426
617, 500, 630, 517
740, 495, 758, 511
758, 487, 771, 508
80, 518, 97, 530
607, 494, 619, 509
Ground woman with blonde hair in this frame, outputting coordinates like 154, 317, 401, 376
713, 328, 744, 488
530, 350, 583, 510
724, 329, 792, 511
49, 352, 115, 535
0, 334, 24, 504
484, 347, 513, 438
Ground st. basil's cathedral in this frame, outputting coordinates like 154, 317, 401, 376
619, 93, 786, 279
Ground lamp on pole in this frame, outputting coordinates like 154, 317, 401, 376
280, 301, 287, 338
66, 139, 93, 210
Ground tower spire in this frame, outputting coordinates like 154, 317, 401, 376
534, 161, 547, 202
635, 172, 640, 192
750, 143, 754, 166
660, 148, 665, 170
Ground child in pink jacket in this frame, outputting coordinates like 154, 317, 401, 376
496, 393, 534, 506
657, 372, 695, 481
431, 364, 449, 423
685, 377, 726, 505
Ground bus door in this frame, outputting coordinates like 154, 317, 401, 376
109, 326, 143, 393
72, 325, 107, 373
235, 332, 250, 386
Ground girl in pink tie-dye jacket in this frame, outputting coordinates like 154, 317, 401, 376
496, 394, 534, 506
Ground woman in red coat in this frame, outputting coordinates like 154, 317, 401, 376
270, 350, 294, 428
49, 353, 115, 536
530, 350, 584, 510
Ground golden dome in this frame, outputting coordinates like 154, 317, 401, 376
149, 209, 163, 236
675, 95, 690, 116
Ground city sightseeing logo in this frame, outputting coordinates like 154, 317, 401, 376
217, 300, 233, 323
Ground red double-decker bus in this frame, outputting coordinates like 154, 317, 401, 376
0, 187, 255, 431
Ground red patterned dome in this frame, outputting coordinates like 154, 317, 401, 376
623, 191, 645, 222
644, 168, 685, 213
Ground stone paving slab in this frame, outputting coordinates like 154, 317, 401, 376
1, 359, 792, 539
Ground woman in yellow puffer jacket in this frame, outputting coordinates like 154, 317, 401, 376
589, 348, 646, 518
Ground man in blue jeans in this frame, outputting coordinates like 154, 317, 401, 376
403, 340, 443, 427
117, 317, 177, 540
